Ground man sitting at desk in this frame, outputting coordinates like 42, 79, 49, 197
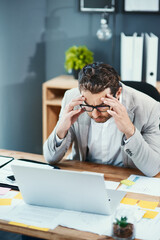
43, 62, 160, 177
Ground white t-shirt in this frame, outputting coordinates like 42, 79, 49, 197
86, 117, 123, 166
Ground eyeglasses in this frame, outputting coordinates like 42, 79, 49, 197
80, 104, 110, 112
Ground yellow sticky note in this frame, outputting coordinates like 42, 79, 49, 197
138, 200, 159, 210
9, 221, 28, 227
29, 226, 49, 231
120, 179, 135, 186
14, 192, 23, 200
121, 197, 138, 205
0, 198, 12, 206
143, 210, 159, 219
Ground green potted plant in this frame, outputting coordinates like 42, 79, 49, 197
64, 45, 94, 79
112, 216, 135, 240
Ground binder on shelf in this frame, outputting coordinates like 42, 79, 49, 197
120, 32, 144, 81
120, 33, 134, 81
124, 0, 159, 12
145, 33, 159, 87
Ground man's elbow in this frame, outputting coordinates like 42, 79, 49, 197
43, 141, 53, 164
143, 167, 160, 177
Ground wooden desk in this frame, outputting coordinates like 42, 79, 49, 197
0, 149, 160, 240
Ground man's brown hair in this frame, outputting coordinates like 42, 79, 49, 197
78, 62, 120, 95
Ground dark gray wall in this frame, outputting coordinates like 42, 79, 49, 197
0, 0, 46, 153
46, 0, 160, 80
46, 0, 114, 80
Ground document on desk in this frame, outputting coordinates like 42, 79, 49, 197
104, 180, 120, 190
136, 207, 160, 240
118, 174, 160, 196
59, 210, 112, 236
59, 204, 149, 236
2, 198, 112, 235
0, 191, 21, 219
0, 164, 17, 187
0, 199, 144, 236
3, 200, 62, 229
0, 156, 13, 168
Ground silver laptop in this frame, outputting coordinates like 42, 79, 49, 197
11, 160, 126, 215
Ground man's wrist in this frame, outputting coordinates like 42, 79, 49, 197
56, 125, 68, 139
55, 134, 64, 147
57, 130, 67, 139
124, 125, 135, 139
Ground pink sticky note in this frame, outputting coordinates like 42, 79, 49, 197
0, 187, 11, 195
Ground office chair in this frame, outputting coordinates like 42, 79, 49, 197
121, 81, 160, 102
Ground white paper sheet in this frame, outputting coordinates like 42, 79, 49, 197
118, 174, 160, 196
3, 200, 62, 229
136, 207, 160, 240
104, 180, 120, 190
59, 210, 112, 236
0, 160, 18, 187
0, 156, 13, 167
59, 204, 146, 236
0, 198, 21, 219
0, 169, 17, 186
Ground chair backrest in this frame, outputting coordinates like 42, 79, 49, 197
121, 81, 160, 102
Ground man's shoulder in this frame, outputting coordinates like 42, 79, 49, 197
63, 88, 80, 103
122, 83, 160, 123
122, 83, 159, 109
65, 87, 80, 95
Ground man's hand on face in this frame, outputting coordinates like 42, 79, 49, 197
56, 96, 85, 139
101, 94, 135, 139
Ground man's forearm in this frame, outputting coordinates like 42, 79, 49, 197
124, 124, 135, 139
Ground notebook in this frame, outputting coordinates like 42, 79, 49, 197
11, 160, 126, 215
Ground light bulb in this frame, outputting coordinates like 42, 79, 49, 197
96, 18, 112, 41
